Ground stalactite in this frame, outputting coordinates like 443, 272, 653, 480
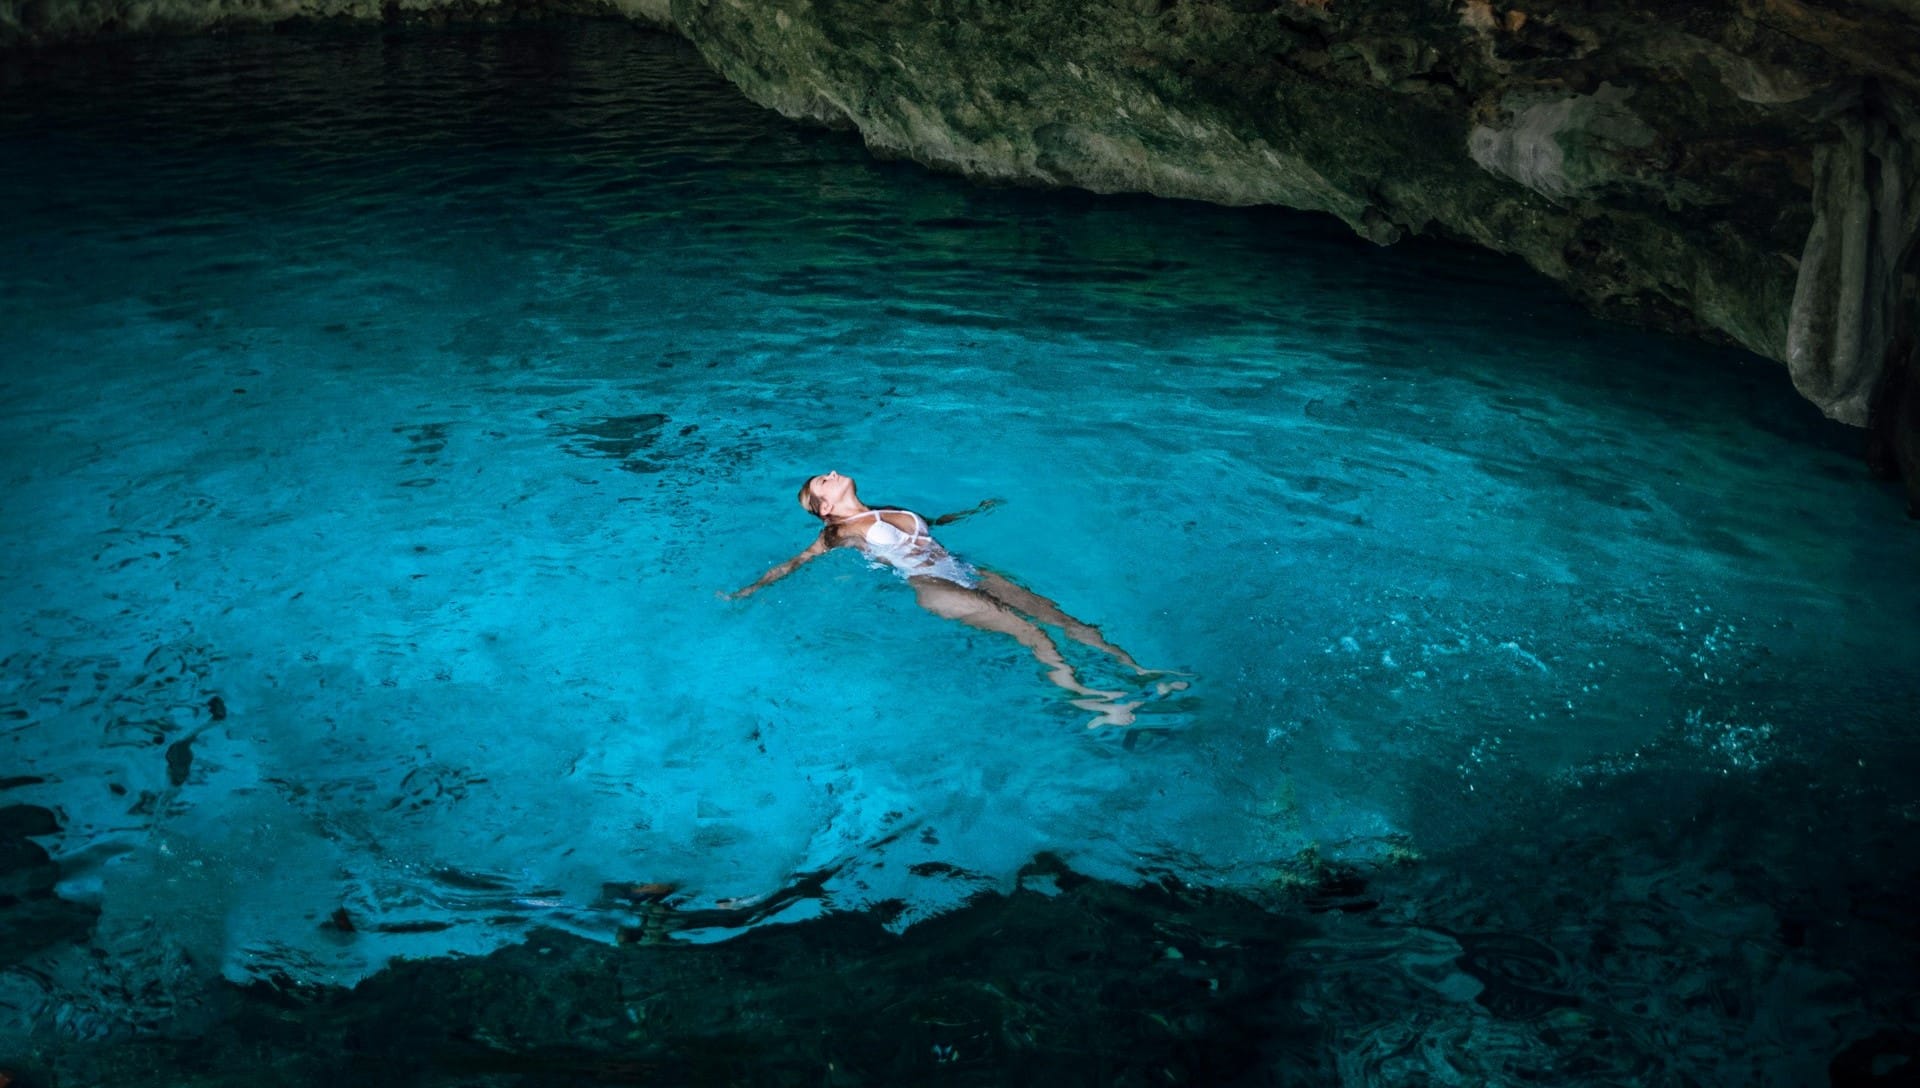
1787, 100, 1920, 423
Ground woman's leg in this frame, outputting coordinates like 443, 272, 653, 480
909, 577, 1122, 700
973, 571, 1151, 674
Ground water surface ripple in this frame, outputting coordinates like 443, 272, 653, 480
2, 23, 1917, 1083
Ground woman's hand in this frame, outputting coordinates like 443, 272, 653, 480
933, 498, 1005, 526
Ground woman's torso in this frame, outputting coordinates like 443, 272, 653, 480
832, 508, 977, 587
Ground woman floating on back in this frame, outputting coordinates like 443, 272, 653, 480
727, 471, 1182, 726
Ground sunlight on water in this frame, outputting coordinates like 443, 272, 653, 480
2, 23, 1918, 1079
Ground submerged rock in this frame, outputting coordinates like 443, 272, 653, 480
0, 805, 99, 970
163, 736, 194, 788
16, 804, 1920, 1087
31, 862, 1320, 1086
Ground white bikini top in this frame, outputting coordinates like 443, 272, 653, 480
831, 507, 978, 586
834, 508, 934, 563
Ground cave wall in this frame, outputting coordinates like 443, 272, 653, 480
4, 0, 1918, 426
0, 0, 668, 45
663, 0, 1920, 425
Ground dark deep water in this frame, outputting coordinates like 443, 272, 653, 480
2, 21, 1919, 1087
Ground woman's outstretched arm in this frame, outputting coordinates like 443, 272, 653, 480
725, 534, 830, 599
931, 498, 1003, 526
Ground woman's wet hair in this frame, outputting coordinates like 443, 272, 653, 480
798, 477, 823, 516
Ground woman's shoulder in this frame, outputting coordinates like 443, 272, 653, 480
822, 510, 878, 542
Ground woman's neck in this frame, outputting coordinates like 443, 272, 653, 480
827, 500, 871, 521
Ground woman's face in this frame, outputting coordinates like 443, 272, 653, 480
803, 471, 856, 515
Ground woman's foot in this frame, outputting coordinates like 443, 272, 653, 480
1073, 695, 1141, 729
1071, 673, 1192, 730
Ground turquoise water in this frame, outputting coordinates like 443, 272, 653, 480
3, 23, 1918, 1081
